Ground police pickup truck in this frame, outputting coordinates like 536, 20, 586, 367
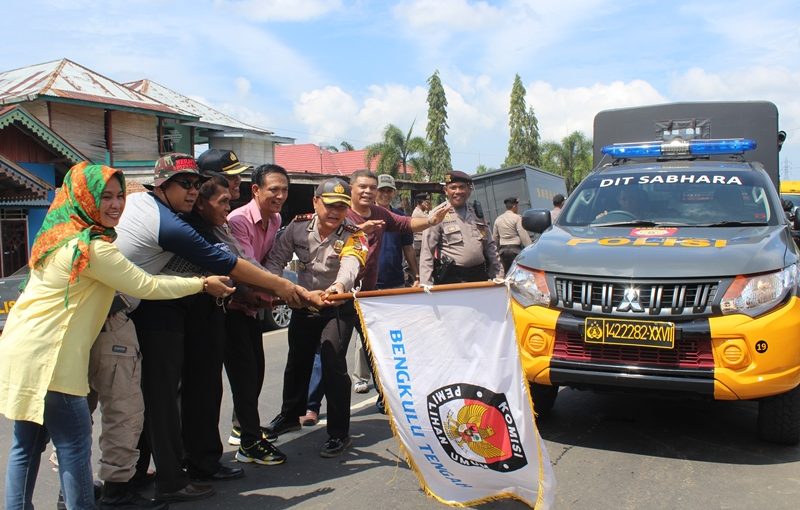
509, 102, 800, 444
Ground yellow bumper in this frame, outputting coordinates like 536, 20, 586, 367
511, 296, 800, 401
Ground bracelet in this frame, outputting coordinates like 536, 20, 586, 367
200, 277, 208, 294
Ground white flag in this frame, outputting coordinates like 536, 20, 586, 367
356, 284, 555, 509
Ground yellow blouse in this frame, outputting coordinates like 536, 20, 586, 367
0, 239, 202, 424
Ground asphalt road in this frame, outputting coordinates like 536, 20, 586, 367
1, 328, 799, 509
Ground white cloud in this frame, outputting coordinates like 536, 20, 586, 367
393, 0, 502, 31
291, 75, 667, 171
215, 0, 342, 22
294, 86, 360, 142
234, 77, 251, 96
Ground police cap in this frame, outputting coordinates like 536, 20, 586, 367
444, 170, 472, 185
414, 192, 430, 201
315, 178, 351, 206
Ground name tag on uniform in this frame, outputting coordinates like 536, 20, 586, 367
444, 224, 460, 234
333, 240, 344, 254
112, 345, 127, 354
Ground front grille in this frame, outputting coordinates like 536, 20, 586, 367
555, 276, 719, 317
553, 328, 715, 369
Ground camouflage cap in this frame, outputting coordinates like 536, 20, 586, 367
315, 178, 351, 206
150, 153, 205, 188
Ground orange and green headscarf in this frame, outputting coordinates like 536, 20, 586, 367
26, 162, 125, 299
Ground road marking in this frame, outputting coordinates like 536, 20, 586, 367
311, 395, 378, 427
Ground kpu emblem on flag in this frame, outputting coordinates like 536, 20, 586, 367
428, 383, 527, 473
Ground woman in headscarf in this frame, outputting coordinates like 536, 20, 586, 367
0, 162, 233, 510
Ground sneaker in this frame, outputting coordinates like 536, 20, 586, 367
300, 410, 318, 426
354, 380, 369, 394
320, 436, 352, 458
228, 426, 242, 446
229, 425, 277, 445
265, 414, 301, 437
235, 440, 287, 465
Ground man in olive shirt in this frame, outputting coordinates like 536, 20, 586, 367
419, 171, 503, 285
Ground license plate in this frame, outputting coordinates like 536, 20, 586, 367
584, 317, 675, 349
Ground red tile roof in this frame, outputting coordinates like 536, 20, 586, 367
275, 144, 378, 176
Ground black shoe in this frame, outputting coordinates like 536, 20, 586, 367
188, 465, 245, 482
99, 492, 169, 509
128, 471, 156, 490
236, 440, 288, 465
265, 414, 301, 437
57, 481, 103, 509
156, 482, 215, 503
320, 436, 352, 458
376, 398, 386, 415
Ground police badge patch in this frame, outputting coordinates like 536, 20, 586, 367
427, 383, 528, 473
333, 240, 344, 253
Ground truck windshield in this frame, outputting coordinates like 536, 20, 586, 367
560, 170, 777, 227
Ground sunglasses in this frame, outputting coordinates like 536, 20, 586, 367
171, 178, 202, 190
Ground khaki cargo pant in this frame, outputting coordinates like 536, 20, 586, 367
88, 312, 143, 483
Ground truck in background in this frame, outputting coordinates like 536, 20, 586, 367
593, 101, 781, 190
780, 180, 800, 247
470, 164, 567, 227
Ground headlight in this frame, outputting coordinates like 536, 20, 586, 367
508, 264, 550, 307
720, 265, 798, 317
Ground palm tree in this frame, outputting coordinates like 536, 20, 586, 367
365, 122, 428, 178
541, 131, 593, 193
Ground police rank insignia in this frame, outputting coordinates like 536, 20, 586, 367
334, 183, 345, 194
333, 240, 344, 254
427, 383, 528, 473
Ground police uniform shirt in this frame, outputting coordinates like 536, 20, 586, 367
492, 210, 532, 247
265, 213, 368, 292
419, 205, 503, 285
411, 205, 429, 248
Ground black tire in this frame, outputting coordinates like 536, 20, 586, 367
757, 385, 800, 445
530, 383, 559, 417
261, 304, 292, 331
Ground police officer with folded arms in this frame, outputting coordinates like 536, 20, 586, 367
419, 171, 503, 285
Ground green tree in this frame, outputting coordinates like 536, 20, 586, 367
540, 131, 593, 193
475, 164, 494, 175
503, 74, 541, 167
426, 70, 452, 182
365, 122, 427, 177
339, 141, 355, 151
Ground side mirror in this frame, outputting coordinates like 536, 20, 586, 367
522, 209, 552, 234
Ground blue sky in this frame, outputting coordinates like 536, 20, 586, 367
3, 0, 799, 178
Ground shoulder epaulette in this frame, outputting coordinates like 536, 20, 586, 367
344, 224, 362, 233
293, 213, 314, 222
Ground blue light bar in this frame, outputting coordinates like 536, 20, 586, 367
602, 138, 757, 158
689, 139, 757, 155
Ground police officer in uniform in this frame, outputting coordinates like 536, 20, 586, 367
263, 178, 368, 458
419, 171, 503, 285
492, 197, 532, 273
